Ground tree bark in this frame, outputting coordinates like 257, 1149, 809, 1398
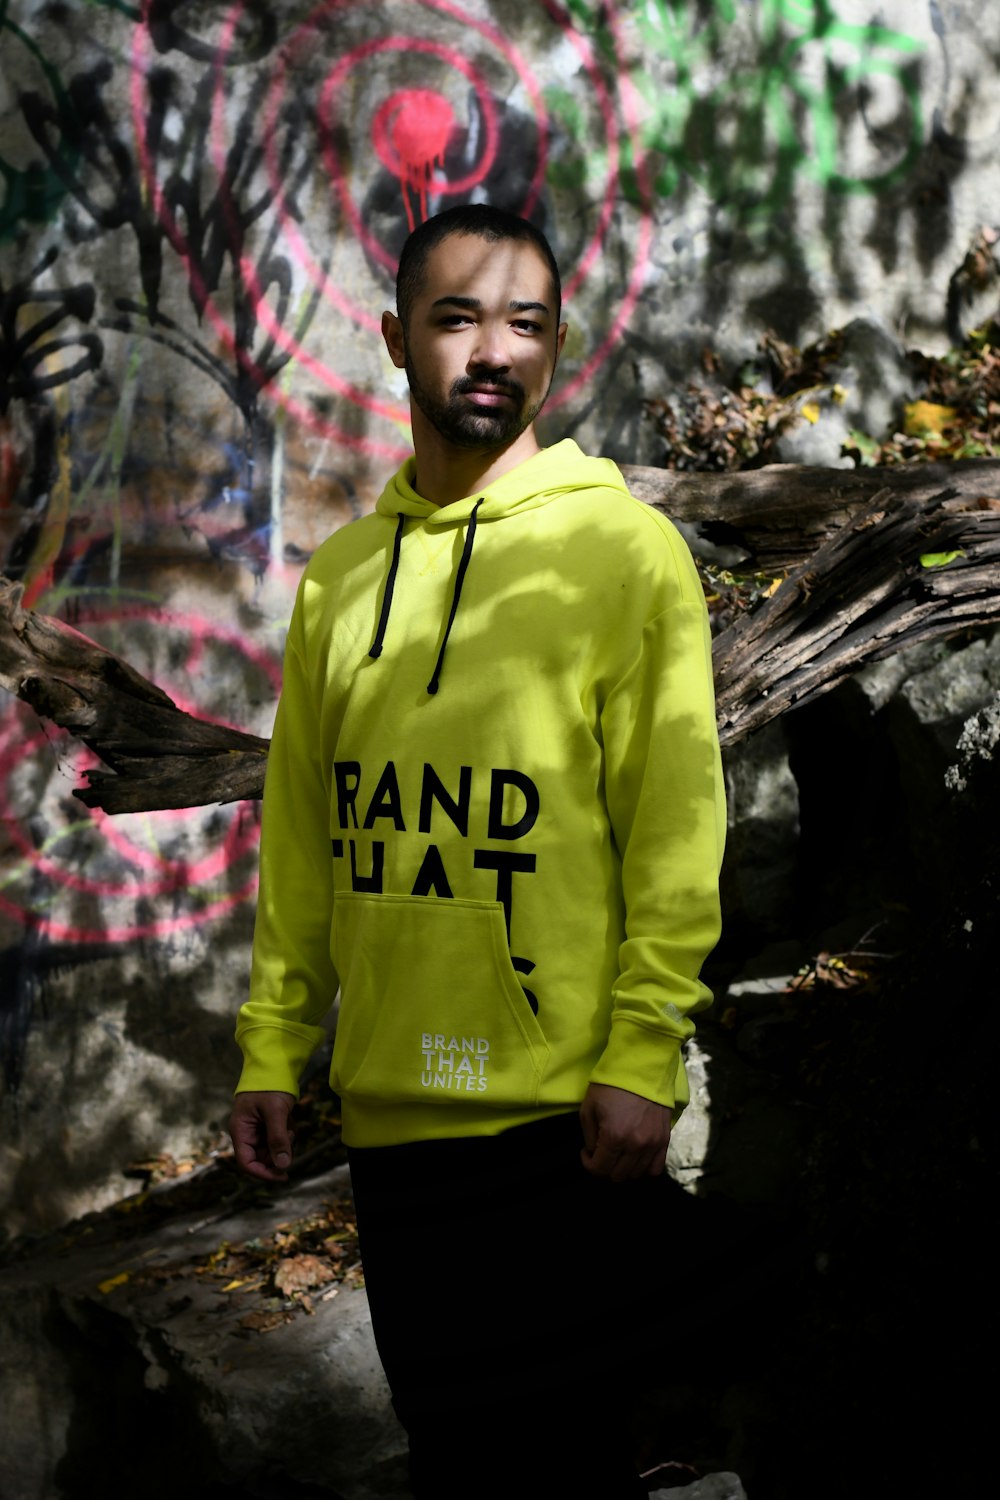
2, 461, 999, 810
0, 578, 269, 813
619, 455, 1000, 571
709, 481, 1000, 744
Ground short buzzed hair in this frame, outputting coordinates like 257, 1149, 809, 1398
396, 204, 562, 331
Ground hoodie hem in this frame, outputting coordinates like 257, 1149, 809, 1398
339, 1097, 579, 1149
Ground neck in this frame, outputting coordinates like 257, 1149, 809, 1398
409, 410, 542, 507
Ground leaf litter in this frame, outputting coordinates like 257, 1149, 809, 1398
646, 292, 1000, 630
127, 1194, 363, 1334
79, 1084, 359, 1334
645, 308, 1000, 476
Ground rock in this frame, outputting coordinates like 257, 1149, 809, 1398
771, 315, 917, 466
945, 689, 1000, 792
826, 315, 918, 440
884, 627, 1000, 884
946, 227, 1000, 343
893, 626, 1000, 759
667, 1036, 712, 1191
0, 923, 260, 1238
771, 394, 855, 468
0, 1286, 76, 1500
849, 637, 949, 715
0, 1161, 410, 1500
720, 718, 800, 940
649, 1475, 746, 1500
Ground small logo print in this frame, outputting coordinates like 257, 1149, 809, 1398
420, 1032, 490, 1093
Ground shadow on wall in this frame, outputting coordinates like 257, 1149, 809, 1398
0, 917, 254, 1235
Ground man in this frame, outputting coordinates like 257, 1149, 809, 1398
230, 204, 725, 1497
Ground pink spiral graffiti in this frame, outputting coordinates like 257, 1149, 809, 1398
0, 609, 280, 943
129, 0, 651, 444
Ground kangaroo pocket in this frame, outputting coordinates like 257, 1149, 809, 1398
330, 891, 550, 1109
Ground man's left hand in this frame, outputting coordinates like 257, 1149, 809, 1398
579, 1083, 672, 1181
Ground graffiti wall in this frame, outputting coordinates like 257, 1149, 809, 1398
1, 0, 997, 1229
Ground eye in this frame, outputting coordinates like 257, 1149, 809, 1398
440, 314, 473, 327
512, 319, 543, 334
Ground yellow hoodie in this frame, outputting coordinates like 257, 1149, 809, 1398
235, 439, 725, 1147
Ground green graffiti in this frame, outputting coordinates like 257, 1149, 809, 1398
0, 0, 140, 241
0, 1, 77, 239
543, 85, 610, 192
559, 0, 926, 211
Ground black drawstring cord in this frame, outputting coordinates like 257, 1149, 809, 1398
426, 498, 483, 696
368, 513, 406, 659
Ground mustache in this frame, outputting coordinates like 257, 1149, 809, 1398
451, 373, 525, 400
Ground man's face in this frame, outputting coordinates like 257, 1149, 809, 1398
386, 234, 566, 451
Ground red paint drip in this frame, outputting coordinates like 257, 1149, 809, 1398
373, 89, 456, 229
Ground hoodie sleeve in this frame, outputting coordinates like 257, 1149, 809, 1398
589, 527, 725, 1112
234, 600, 339, 1096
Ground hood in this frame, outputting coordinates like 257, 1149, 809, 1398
374, 438, 631, 524
367, 439, 631, 695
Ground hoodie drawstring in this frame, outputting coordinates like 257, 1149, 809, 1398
368, 513, 406, 660
427, 498, 483, 696
366, 501, 484, 695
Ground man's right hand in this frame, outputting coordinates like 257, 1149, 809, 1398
228, 1090, 297, 1182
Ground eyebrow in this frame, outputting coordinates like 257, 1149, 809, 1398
431, 295, 551, 316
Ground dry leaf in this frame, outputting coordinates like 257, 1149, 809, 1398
238, 1309, 289, 1333
97, 1271, 130, 1295
274, 1254, 330, 1296
904, 401, 958, 436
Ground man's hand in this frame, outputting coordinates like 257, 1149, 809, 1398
579, 1083, 672, 1181
228, 1091, 297, 1182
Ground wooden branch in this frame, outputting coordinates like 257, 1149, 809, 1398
620, 456, 1000, 571
712, 483, 1000, 744
2, 460, 999, 812
0, 579, 269, 813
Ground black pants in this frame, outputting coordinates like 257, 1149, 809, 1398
348, 1111, 682, 1498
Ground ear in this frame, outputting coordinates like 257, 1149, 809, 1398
555, 321, 568, 362
382, 310, 406, 369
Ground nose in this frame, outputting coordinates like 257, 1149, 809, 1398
468, 321, 511, 375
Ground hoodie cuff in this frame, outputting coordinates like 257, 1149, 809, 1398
234, 1022, 316, 1098
588, 1019, 689, 1113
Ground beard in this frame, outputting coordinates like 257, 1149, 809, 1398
405, 359, 549, 451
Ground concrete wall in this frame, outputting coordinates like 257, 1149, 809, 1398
2, 0, 998, 1231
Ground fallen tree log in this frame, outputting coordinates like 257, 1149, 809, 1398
619, 455, 1000, 571
1, 462, 999, 810
711, 481, 1000, 743
0, 579, 269, 813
